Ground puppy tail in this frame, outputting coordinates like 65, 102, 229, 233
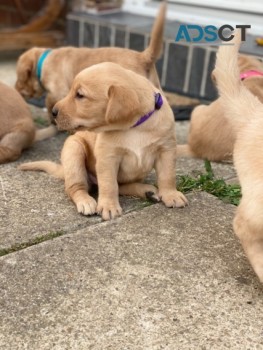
34, 125, 57, 142
215, 30, 263, 132
142, 1, 166, 63
19, 161, 64, 180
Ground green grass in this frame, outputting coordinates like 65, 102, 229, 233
0, 231, 65, 257
177, 160, 242, 206
34, 116, 49, 127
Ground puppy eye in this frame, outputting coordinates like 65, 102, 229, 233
76, 91, 84, 99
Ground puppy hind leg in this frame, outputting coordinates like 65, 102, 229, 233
0, 145, 20, 164
61, 135, 97, 216
119, 182, 160, 202
234, 204, 263, 282
0, 131, 33, 164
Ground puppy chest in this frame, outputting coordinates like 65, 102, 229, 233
118, 146, 156, 182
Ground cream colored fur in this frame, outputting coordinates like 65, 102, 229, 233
0, 81, 56, 164
19, 62, 188, 220
215, 31, 263, 282
177, 52, 263, 162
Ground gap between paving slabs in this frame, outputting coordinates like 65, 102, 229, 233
1, 203, 146, 257
0, 198, 154, 258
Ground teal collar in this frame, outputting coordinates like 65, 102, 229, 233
36, 49, 52, 84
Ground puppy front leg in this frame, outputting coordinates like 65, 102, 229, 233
61, 135, 97, 215
96, 156, 122, 220
155, 149, 188, 208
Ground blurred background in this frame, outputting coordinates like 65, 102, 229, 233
0, 0, 262, 105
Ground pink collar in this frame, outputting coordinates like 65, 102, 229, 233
240, 70, 263, 81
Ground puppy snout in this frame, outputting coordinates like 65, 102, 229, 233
52, 107, 59, 118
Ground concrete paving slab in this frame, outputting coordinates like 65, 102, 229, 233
0, 192, 262, 350
0, 35, 246, 350
0, 131, 154, 249
1, 120, 236, 250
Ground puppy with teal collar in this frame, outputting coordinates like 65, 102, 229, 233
15, 2, 166, 119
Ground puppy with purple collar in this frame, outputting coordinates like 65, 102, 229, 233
19, 62, 188, 220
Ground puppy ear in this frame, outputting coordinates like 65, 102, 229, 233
105, 85, 140, 124
17, 56, 34, 82
23, 66, 33, 81
17, 48, 45, 81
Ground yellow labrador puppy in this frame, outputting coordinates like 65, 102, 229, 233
0, 81, 56, 164
215, 31, 263, 281
19, 62, 188, 220
15, 2, 166, 116
177, 54, 263, 162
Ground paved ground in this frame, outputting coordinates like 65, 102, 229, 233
1, 54, 263, 350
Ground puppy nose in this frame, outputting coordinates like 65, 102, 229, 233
52, 107, 58, 118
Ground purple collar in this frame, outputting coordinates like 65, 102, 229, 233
132, 93, 163, 128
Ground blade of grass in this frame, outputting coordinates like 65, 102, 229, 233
177, 161, 241, 206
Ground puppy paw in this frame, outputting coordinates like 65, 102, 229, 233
97, 200, 122, 220
145, 191, 160, 203
142, 184, 160, 202
75, 195, 97, 215
160, 190, 188, 208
